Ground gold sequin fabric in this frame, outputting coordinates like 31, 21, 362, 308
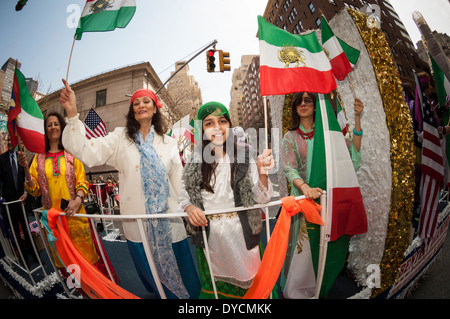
348, 8, 415, 298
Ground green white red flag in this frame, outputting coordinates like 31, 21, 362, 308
336, 98, 349, 136
257, 16, 336, 96
311, 94, 367, 242
429, 53, 450, 186
75, 0, 136, 40
321, 16, 360, 81
429, 53, 450, 107
7, 67, 45, 154
309, 94, 367, 296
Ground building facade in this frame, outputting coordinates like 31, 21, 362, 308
413, 11, 450, 80
229, 55, 258, 128
262, 0, 429, 89
166, 61, 203, 126
241, 56, 273, 150
38, 61, 173, 175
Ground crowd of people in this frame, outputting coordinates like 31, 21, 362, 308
0, 78, 367, 299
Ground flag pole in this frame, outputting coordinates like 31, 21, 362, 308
348, 74, 357, 99
315, 191, 328, 299
66, 37, 76, 82
263, 96, 269, 150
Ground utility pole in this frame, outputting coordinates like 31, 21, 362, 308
155, 39, 218, 95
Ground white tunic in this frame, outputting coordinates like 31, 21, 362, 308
178, 154, 273, 288
62, 115, 187, 243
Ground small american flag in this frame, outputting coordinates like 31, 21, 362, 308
418, 75, 444, 239
84, 108, 107, 139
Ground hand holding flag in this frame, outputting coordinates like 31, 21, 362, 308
59, 79, 78, 119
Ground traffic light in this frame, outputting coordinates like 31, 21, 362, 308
15, 0, 28, 11
206, 49, 216, 73
218, 50, 231, 72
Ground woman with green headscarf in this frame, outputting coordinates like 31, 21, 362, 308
178, 101, 275, 299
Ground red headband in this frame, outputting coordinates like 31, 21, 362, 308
130, 89, 163, 109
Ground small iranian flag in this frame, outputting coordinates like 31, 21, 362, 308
75, 0, 136, 40
336, 98, 349, 136
321, 16, 360, 81
7, 67, 45, 154
258, 16, 336, 96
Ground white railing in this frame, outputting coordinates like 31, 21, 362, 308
2, 194, 327, 299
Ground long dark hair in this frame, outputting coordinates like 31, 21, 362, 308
44, 112, 66, 153
200, 113, 237, 193
290, 92, 317, 131
125, 101, 168, 142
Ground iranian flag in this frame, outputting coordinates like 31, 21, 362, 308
336, 98, 349, 136
429, 53, 450, 183
75, 0, 136, 40
321, 16, 360, 81
257, 16, 336, 96
310, 94, 367, 297
429, 53, 450, 108
7, 67, 45, 154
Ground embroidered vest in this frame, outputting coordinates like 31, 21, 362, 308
37, 151, 76, 209
182, 146, 262, 250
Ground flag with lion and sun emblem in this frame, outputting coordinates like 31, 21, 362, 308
257, 15, 336, 96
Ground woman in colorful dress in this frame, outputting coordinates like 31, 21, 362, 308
18, 111, 118, 283
179, 101, 275, 299
280, 92, 364, 298
59, 79, 200, 299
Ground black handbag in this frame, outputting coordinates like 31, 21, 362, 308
84, 200, 100, 215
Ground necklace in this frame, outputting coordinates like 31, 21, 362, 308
296, 127, 314, 140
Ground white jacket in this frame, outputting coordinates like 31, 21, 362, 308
62, 115, 187, 243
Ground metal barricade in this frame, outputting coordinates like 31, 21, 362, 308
1, 200, 47, 285
31, 194, 325, 299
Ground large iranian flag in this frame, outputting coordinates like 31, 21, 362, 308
309, 94, 367, 297
311, 94, 367, 241
321, 16, 360, 81
75, 0, 136, 40
7, 67, 45, 154
258, 16, 336, 96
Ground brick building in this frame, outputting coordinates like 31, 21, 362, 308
262, 0, 429, 89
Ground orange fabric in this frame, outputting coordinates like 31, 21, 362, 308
47, 209, 140, 299
243, 196, 322, 299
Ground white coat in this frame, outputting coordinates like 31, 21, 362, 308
62, 115, 187, 243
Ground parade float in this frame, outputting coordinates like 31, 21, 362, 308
269, 8, 450, 299
1, 8, 449, 299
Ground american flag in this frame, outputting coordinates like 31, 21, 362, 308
84, 108, 107, 139
418, 74, 444, 239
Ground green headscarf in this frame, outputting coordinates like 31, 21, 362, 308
196, 101, 230, 120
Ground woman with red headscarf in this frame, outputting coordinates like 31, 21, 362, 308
59, 80, 200, 299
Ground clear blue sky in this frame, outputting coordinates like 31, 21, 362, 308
0, 0, 449, 108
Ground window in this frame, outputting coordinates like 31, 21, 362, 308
96, 89, 106, 107
315, 17, 321, 27
308, 2, 315, 13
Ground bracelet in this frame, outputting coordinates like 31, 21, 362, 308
297, 180, 306, 189
76, 194, 84, 200
353, 128, 363, 136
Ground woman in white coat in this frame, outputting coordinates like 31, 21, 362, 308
59, 79, 200, 299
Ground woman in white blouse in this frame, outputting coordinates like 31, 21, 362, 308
59, 79, 200, 299
178, 101, 275, 299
